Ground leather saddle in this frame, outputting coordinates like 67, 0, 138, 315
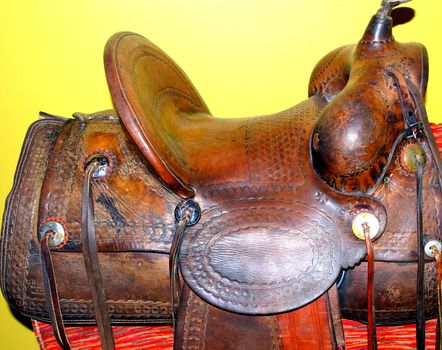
1, 0, 442, 349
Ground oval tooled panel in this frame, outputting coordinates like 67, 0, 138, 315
179, 201, 344, 315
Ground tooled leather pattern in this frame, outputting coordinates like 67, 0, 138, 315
41, 118, 179, 253
1, 119, 63, 313
4, 117, 178, 322
180, 204, 340, 314
245, 104, 310, 184
372, 140, 442, 261
182, 97, 371, 314
182, 290, 209, 350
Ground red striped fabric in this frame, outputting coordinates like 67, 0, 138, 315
33, 321, 174, 350
33, 123, 442, 349
32, 318, 439, 349
343, 319, 437, 350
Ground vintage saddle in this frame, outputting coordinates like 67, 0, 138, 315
1, 0, 442, 349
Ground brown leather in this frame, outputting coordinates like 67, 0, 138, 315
364, 225, 377, 350
1, 117, 65, 318
81, 163, 115, 349
104, 31, 389, 316
277, 291, 342, 350
175, 284, 341, 350
41, 234, 72, 350
433, 247, 442, 349
103, 1, 441, 325
2, 114, 174, 324
1, 1, 442, 349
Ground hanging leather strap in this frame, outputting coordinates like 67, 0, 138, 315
430, 245, 442, 350
363, 223, 377, 350
169, 199, 200, 328
169, 213, 191, 327
40, 235, 72, 350
416, 160, 425, 350
81, 163, 116, 350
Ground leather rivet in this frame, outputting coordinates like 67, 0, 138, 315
351, 212, 380, 240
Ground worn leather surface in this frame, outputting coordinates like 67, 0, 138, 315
104, 30, 392, 316
1, 115, 175, 323
339, 135, 442, 324
1, 5, 441, 349
174, 285, 341, 350
103, 8, 441, 326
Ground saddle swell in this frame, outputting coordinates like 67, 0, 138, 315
309, 12, 428, 194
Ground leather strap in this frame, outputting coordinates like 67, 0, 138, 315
169, 212, 191, 327
363, 223, 377, 350
390, 75, 434, 350
416, 159, 425, 350
81, 163, 116, 350
432, 246, 442, 349
278, 288, 343, 350
40, 235, 72, 350
328, 284, 346, 349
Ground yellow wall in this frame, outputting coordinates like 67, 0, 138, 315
0, 0, 441, 348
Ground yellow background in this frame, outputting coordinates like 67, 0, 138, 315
0, 0, 441, 348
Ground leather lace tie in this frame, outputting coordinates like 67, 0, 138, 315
363, 223, 377, 350
40, 161, 116, 350
430, 245, 442, 349
406, 77, 442, 350
169, 199, 200, 328
415, 160, 425, 350
169, 212, 190, 328
40, 234, 72, 350
389, 75, 442, 350
81, 162, 116, 350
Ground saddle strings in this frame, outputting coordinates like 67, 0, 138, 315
416, 160, 426, 350
169, 211, 191, 328
363, 223, 378, 350
81, 162, 116, 350
39, 161, 117, 350
365, 72, 442, 349
407, 78, 442, 350
40, 234, 72, 350
431, 245, 442, 349
387, 73, 428, 350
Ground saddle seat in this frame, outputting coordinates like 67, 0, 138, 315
105, 32, 323, 198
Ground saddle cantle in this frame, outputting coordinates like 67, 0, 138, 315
1, 0, 442, 349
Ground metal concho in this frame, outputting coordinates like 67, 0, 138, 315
351, 212, 381, 240
424, 239, 442, 258
38, 220, 67, 248
174, 199, 201, 226
401, 143, 426, 173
